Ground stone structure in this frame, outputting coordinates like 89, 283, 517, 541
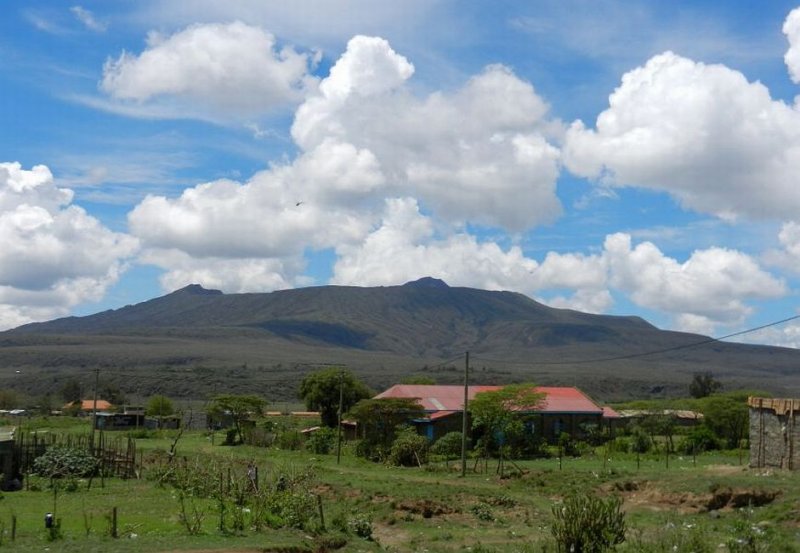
749, 397, 800, 470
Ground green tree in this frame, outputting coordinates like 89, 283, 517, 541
299, 368, 372, 427
60, 378, 82, 403
347, 397, 425, 461
0, 389, 20, 410
470, 383, 543, 465
689, 372, 722, 398
700, 394, 748, 449
431, 431, 465, 463
209, 394, 267, 445
100, 383, 127, 406
146, 395, 175, 428
401, 375, 436, 385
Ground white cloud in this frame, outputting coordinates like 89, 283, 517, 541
128, 35, 563, 292
293, 36, 563, 230
0, 163, 139, 329
563, 51, 800, 221
331, 197, 539, 291
70, 6, 107, 32
785, 7, 800, 83
604, 233, 785, 326
140, 249, 307, 293
101, 22, 315, 120
129, 140, 382, 259
744, 319, 800, 349
331, 202, 783, 334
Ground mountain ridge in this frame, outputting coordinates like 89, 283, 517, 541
2, 278, 799, 401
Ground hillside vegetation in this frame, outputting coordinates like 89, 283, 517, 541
1, 278, 799, 402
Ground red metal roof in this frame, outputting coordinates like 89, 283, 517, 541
63, 399, 113, 411
602, 406, 621, 419
375, 385, 603, 414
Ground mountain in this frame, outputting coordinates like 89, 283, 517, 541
2, 278, 799, 401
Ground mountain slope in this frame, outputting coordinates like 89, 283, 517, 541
3, 277, 800, 401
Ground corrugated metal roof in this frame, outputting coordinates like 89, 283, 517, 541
748, 397, 800, 416
64, 400, 113, 411
375, 385, 603, 414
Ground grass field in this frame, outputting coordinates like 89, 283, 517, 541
1, 417, 799, 552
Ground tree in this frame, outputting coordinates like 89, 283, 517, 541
298, 368, 372, 427
689, 372, 722, 398
208, 394, 267, 445
0, 389, 20, 410
146, 395, 175, 428
401, 375, 436, 385
60, 378, 82, 403
470, 383, 544, 465
347, 397, 425, 461
700, 394, 748, 449
100, 383, 127, 406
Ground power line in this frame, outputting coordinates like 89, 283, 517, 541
470, 314, 800, 367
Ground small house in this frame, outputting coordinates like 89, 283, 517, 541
64, 399, 113, 415
374, 384, 609, 443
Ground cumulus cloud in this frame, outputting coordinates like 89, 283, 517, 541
293, 36, 563, 230
331, 198, 538, 290
129, 140, 382, 260
785, 8, 800, 83
140, 249, 307, 293
329, 199, 783, 333
0, 163, 138, 329
128, 35, 563, 294
563, 51, 800, 221
101, 22, 315, 120
604, 233, 785, 330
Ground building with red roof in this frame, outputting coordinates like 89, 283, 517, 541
375, 384, 608, 442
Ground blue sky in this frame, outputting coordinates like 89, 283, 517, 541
2, 1, 800, 347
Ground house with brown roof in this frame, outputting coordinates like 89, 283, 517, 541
63, 399, 113, 415
375, 384, 609, 442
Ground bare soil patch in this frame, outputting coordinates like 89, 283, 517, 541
611, 480, 780, 513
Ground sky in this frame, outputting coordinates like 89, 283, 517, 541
2, 1, 800, 347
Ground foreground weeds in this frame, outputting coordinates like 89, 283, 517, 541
2, 428, 800, 552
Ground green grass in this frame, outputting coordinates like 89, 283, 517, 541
2, 419, 800, 552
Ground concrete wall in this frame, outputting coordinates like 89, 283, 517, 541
749, 397, 800, 470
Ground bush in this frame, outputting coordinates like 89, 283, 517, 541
276, 430, 303, 451
551, 493, 625, 553
306, 427, 336, 454
608, 437, 630, 454
346, 514, 373, 539
388, 427, 429, 467
431, 432, 464, 459
680, 424, 720, 454
34, 445, 98, 478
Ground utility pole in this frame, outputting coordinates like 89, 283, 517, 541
460, 351, 469, 478
336, 370, 344, 464
91, 368, 100, 446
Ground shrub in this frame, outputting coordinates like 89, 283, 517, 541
306, 427, 336, 454
608, 437, 630, 453
388, 427, 429, 466
34, 445, 98, 478
347, 514, 373, 539
680, 424, 720, 454
470, 502, 494, 522
431, 432, 464, 459
276, 430, 303, 451
551, 493, 625, 553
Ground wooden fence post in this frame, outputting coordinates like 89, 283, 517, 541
111, 506, 118, 538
